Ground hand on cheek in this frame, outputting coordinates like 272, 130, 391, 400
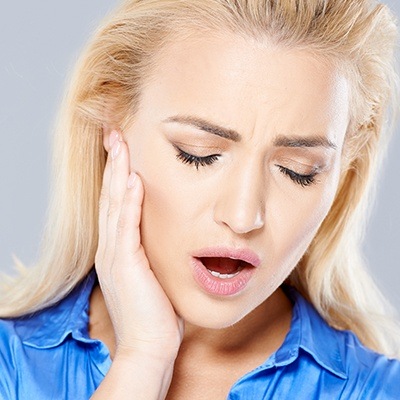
95, 130, 184, 362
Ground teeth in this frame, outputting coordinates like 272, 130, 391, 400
206, 268, 242, 279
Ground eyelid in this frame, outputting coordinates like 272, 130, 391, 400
172, 140, 223, 153
276, 157, 324, 175
172, 143, 221, 157
163, 127, 227, 149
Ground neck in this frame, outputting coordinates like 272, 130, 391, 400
89, 285, 292, 361
180, 288, 292, 357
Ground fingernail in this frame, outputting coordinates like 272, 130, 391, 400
111, 140, 121, 160
127, 172, 137, 189
109, 130, 119, 149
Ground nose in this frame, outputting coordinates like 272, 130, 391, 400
213, 163, 265, 235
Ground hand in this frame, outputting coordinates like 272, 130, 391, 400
95, 131, 184, 362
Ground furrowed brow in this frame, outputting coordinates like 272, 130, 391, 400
163, 116, 337, 150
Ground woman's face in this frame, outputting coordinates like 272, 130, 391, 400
122, 32, 349, 328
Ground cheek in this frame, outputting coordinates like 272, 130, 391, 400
126, 129, 191, 249
137, 159, 203, 265
127, 129, 216, 270
273, 174, 340, 269
141, 176, 182, 237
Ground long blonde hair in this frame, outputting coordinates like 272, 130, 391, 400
1, 0, 399, 357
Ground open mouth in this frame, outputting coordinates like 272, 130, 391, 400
199, 257, 252, 280
191, 253, 257, 296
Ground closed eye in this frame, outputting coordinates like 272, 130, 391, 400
175, 147, 220, 170
276, 165, 317, 187
174, 145, 318, 186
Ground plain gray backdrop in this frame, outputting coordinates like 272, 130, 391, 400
1, 1, 399, 311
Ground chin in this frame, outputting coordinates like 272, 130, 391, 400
173, 293, 256, 330
183, 313, 243, 330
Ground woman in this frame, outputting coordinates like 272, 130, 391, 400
1, 0, 400, 398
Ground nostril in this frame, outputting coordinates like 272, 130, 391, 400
213, 197, 265, 234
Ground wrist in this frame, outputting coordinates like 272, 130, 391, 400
114, 343, 178, 368
92, 349, 176, 400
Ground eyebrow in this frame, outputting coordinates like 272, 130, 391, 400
273, 135, 338, 150
163, 115, 241, 141
163, 115, 337, 150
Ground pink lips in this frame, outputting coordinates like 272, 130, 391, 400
191, 247, 261, 296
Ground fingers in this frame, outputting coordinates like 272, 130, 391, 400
115, 172, 144, 259
106, 136, 130, 254
97, 136, 113, 263
97, 130, 136, 273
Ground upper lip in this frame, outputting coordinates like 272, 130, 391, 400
192, 246, 261, 268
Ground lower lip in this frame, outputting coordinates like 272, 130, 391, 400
191, 257, 255, 296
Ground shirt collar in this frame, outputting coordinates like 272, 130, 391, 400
15, 270, 97, 349
15, 273, 347, 379
271, 285, 347, 379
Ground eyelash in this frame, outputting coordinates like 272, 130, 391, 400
175, 147, 317, 187
276, 165, 317, 187
175, 148, 220, 170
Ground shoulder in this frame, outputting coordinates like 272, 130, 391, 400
0, 271, 105, 399
337, 329, 400, 399
286, 287, 400, 399
0, 317, 21, 366
0, 318, 21, 397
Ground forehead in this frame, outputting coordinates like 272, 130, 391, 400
141, 32, 350, 140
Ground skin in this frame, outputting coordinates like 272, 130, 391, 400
91, 32, 350, 399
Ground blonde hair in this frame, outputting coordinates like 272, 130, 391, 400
1, 0, 399, 357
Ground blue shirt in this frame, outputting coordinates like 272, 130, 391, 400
0, 271, 399, 399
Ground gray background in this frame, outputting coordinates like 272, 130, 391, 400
1, 1, 399, 311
